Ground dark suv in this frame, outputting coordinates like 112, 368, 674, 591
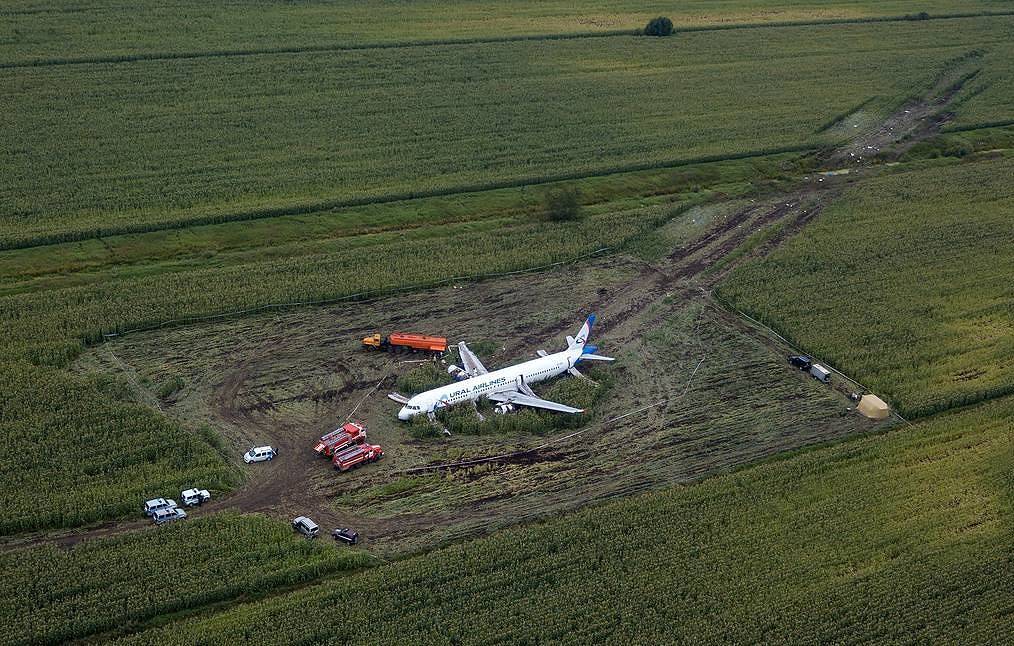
788, 355, 812, 370
332, 528, 359, 545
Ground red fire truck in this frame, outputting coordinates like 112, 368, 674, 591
333, 443, 384, 472
313, 421, 366, 457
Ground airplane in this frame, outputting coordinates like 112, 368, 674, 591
390, 315, 614, 421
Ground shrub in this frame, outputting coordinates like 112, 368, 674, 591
643, 16, 674, 37
542, 186, 583, 222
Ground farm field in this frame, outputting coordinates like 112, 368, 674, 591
6, 16, 1014, 247
4, 0, 1011, 65
1, 514, 374, 645
4, 1, 1014, 641
108, 394, 1014, 644
719, 157, 1014, 417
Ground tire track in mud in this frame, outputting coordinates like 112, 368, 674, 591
11, 75, 964, 553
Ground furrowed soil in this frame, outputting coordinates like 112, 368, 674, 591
79, 195, 883, 556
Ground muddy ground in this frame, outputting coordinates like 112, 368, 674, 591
77, 189, 885, 555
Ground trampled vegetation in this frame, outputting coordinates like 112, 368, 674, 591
0, 514, 375, 645
719, 158, 1014, 417
6, 16, 1012, 247
112, 396, 1014, 643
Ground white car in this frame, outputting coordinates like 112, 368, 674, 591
143, 498, 177, 517
244, 446, 276, 463
292, 516, 320, 538
181, 488, 211, 506
152, 507, 187, 525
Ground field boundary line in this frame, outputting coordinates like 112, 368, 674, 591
2, 145, 813, 251
99, 246, 615, 340
4, 10, 1013, 70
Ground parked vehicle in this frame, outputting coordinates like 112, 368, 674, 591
181, 488, 211, 506
244, 446, 276, 463
332, 528, 359, 545
292, 516, 320, 538
333, 443, 384, 472
143, 498, 177, 517
152, 507, 187, 525
313, 422, 366, 457
810, 363, 832, 383
788, 355, 812, 370
362, 332, 447, 354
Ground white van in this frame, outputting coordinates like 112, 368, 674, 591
244, 446, 276, 463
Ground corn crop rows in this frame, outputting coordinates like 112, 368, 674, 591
4, 0, 1004, 67
110, 397, 1014, 644
0, 362, 240, 535
7, 16, 1010, 248
0, 208, 662, 533
0, 514, 375, 645
718, 158, 1014, 418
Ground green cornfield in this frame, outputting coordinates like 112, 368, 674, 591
108, 395, 1014, 644
718, 157, 1014, 417
0, 513, 375, 645
6, 16, 1013, 247
3, 0, 1007, 65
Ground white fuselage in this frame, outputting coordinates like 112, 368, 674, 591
398, 349, 578, 419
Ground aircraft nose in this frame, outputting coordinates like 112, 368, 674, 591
398, 407, 411, 421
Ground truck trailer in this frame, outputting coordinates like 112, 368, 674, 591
333, 443, 384, 472
313, 421, 367, 457
362, 332, 447, 354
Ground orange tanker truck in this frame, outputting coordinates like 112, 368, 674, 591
362, 332, 448, 354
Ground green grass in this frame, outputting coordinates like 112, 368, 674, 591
4, 1, 1011, 65
109, 395, 1014, 643
6, 16, 1010, 248
0, 513, 376, 645
718, 157, 1014, 417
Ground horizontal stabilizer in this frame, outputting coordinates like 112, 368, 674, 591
388, 392, 410, 404
579, 353, 614, 361
536, 349, 549, 357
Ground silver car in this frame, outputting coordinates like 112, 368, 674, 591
143, 498, 177, 517
292, 516, 320, 538
152, 507, 187, 525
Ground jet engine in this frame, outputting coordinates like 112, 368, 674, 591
494, 403, 515, 415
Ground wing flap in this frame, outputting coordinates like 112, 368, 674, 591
488, 390, 584, 414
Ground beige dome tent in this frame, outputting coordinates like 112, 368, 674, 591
857, 394, 890, 420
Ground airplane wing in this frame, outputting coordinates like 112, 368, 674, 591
457, 342, 488, 376
488, 390, 584, 414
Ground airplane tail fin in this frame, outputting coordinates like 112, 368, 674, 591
568, 314, 615, 361
567, 314, 596, 350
